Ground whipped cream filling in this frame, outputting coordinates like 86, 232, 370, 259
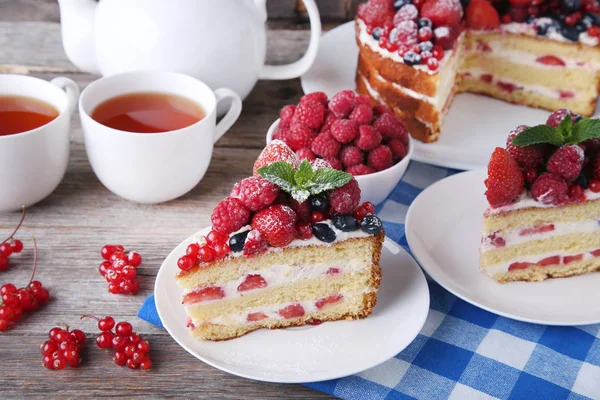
202, 291, 369, 326
481, 219, 600, 252
481, 248, 600, 276
183, 259, 370, 306
485, 189, 600, 216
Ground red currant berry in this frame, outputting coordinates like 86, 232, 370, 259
101, 245, 117, 260
0, 283, 17, 295
63, 342, 80, 362
110, 251, 127, 263
124, 343, 137, 357
17, 289, 33, 309
49, 327, 62, 342
137, 340, 151, 353
67, 357, 81, 368
99, 261, 111, 277
126, 358, 139, 369
11, 239, 23, 253
589, 179, 600, 193
432, 45, 444, 60
122, 265, 137, 279
113, 351, 127, 366
108, 283, 120, 294
115, 321, 133, 336
427, 57, 439, 71
0, 243, 13, 258
98, 316, 115, 331
354, 206, 368, 222
186, 243, 200, 259
41, 340, 58, 356
177, 255, 195, 271
96, 331, 114, 349
129, 333, 142, 344
131, 351, 146, 363
53, 329, 70, 343
42, 355, 54, 369
129, 279, 140, 295
112, 335, 129, 350
0, 318, 9, 332
418, 27, 433, 42
69, 329, 86, 345
212, 242, 230, 259
2, 292, 17, 306
198, 246, 215, 263
568, 184, 584, 200
127, 251, 142, 268
311, 211, 326, 223
22, 297, 38, 312
53, 357, 67, 370
206, 230, 228, 246
31, 287, 50, 303
140, 358, 152, 370
29, 280, 43, 289
0, 257, 8, 271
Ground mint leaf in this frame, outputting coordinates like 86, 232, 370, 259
566, 118, 600, 144
511, 125, 563, 147
288, 188, 311, 203
294, 160, 314, 187
557, 113, 573, 142
257, 162, 296, 193
309, 168, 353, 194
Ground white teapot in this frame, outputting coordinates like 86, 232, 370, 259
57, 0, 321, 100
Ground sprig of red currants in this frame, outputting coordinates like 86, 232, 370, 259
41, 324, 86, 370
0, 206, 26, 272
98, 244, 143, 295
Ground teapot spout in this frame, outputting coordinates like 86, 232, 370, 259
57, 0, 100, 74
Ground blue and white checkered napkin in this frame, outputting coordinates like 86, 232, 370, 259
138, 161, 600, 400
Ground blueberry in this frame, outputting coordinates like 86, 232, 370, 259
229, 230, 249, 252
360, 215, 383, 235
312, 223, 336, 243
393, 0, 411, 10
561, 25, 581, 41
576, 174, 589, 189
417, 17, 432, 29
419, 41, 433, 53
573, 113, 583, 123
537, 24, 549, 36
525, 16, 536, 24
575, 21, 588, 33
403, 51, 421, 66
372, 27, 384, 41
562, 0, 582, 13
309, 192, 329, 212
332, 214, 359, 232
460, 0, 471, 9
583, 12, 600, 27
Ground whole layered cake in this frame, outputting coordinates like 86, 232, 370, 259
356, 0, 600, 143
480, 109, 600, 282
175, 141, 385, 340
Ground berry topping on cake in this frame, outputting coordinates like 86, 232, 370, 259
329, 178, 361, 213
485, 148, 525, 207
546, 108, 577, 128
506, 126, 545, 168
546, 144, 584, 182
312, 223, 337, 243
465, 0, 500, 30
251, 205, 298, 247
243, 230, 268, 256
211, 197, 250, 234
253, 140, 300, 176
230, 177, 280, 212
530, 172, 569, 204
420, 0, 463, 27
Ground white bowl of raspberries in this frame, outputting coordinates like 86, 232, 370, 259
266, 90, 413, 205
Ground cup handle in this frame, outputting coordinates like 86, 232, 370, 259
213, 88, 242, 144
50, 77, 80, 114
258, 0, 321, 80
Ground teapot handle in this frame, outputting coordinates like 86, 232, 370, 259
258, 0, 321, 80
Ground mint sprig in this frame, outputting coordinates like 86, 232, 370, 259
511, 115, 600, 147
257, 160, 352, 203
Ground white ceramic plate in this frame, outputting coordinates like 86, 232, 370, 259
405, 169, 600, 325
155, 228, 430, 383
301, 22, 600, 170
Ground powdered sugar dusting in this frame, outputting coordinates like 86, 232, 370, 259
253, 140, 301, 175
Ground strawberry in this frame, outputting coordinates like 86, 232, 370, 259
278, 304, 305, 319
182, 287, 225, 305
247, 312, 268, 322
420, 0, 463, 28
253, 140, 300, 176
465, 0, 500, 30
485, 147, 525, 208
237, 274, 268, 292
315, 295, 343, 310
536, 55, 566, 66
251, 204, 298, 247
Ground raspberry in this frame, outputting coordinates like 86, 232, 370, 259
355, 95, 372, 106
355, 125, 382, 151
328, 90, 355, 118
329, 178, 361, 213
433, 26, 457, 50
349, 104, 373, 125
311, 132, 341, 159
291, 100, 326, 130
211, 197, 250, 234
373, 113, 408, 143
531, 172, 568, 205
484, 147, 525, 208
300, 91, 328, 106
321, 111, 338, 132
253, 140, 300, 176
243, 230, 267, 257
421, 0, 463, 27
387, 139, 407, 162
341, 146, 365, 168
392, 20, 418, 47
506, 125, 544, 169
595, 154, 600, 179
311, 158, 333, 170
230, 176, 280, 212
251, 204, 298, 247
393, 4, 418, 25
285, 124, 316, 151
368, 145, 393, 171
465, 0, 500, 30
546, 108, 576, 128
546, 145, 584, 182
330, 119, 358, 144
373, 104, 392, 116
279, 105, 296, 128
347, 164, 375, 176
296, 222, 313, 240
290, 198, 311, 222
296, 147, 316, 161
272, 127, 288, 142
582, 138, 600, 153
325, 157, 343, 170
357, 1, 394, 27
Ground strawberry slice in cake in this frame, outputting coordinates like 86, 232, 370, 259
480, 109, 600, 282
175, 141, 385, 340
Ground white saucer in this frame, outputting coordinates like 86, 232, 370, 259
301, 22, 600, 170
405, 169, 600, 325
155, 228, 430, 383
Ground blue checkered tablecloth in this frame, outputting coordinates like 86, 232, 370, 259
139, 161, 600, 400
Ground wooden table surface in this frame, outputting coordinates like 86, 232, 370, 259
0, 7, 338, 400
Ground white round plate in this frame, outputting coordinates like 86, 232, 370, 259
301, 22, 600, 170
155, 228, 430, 383
405, 169, 600, 325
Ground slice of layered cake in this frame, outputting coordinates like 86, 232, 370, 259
175, 141, 385, 340
480, 109, 600, 282
356, 0, 600, 143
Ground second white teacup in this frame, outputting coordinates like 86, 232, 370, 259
79, 70, 242, 204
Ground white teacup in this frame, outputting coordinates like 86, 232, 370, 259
79, 70, 242, 204
0, 74, 79, 212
